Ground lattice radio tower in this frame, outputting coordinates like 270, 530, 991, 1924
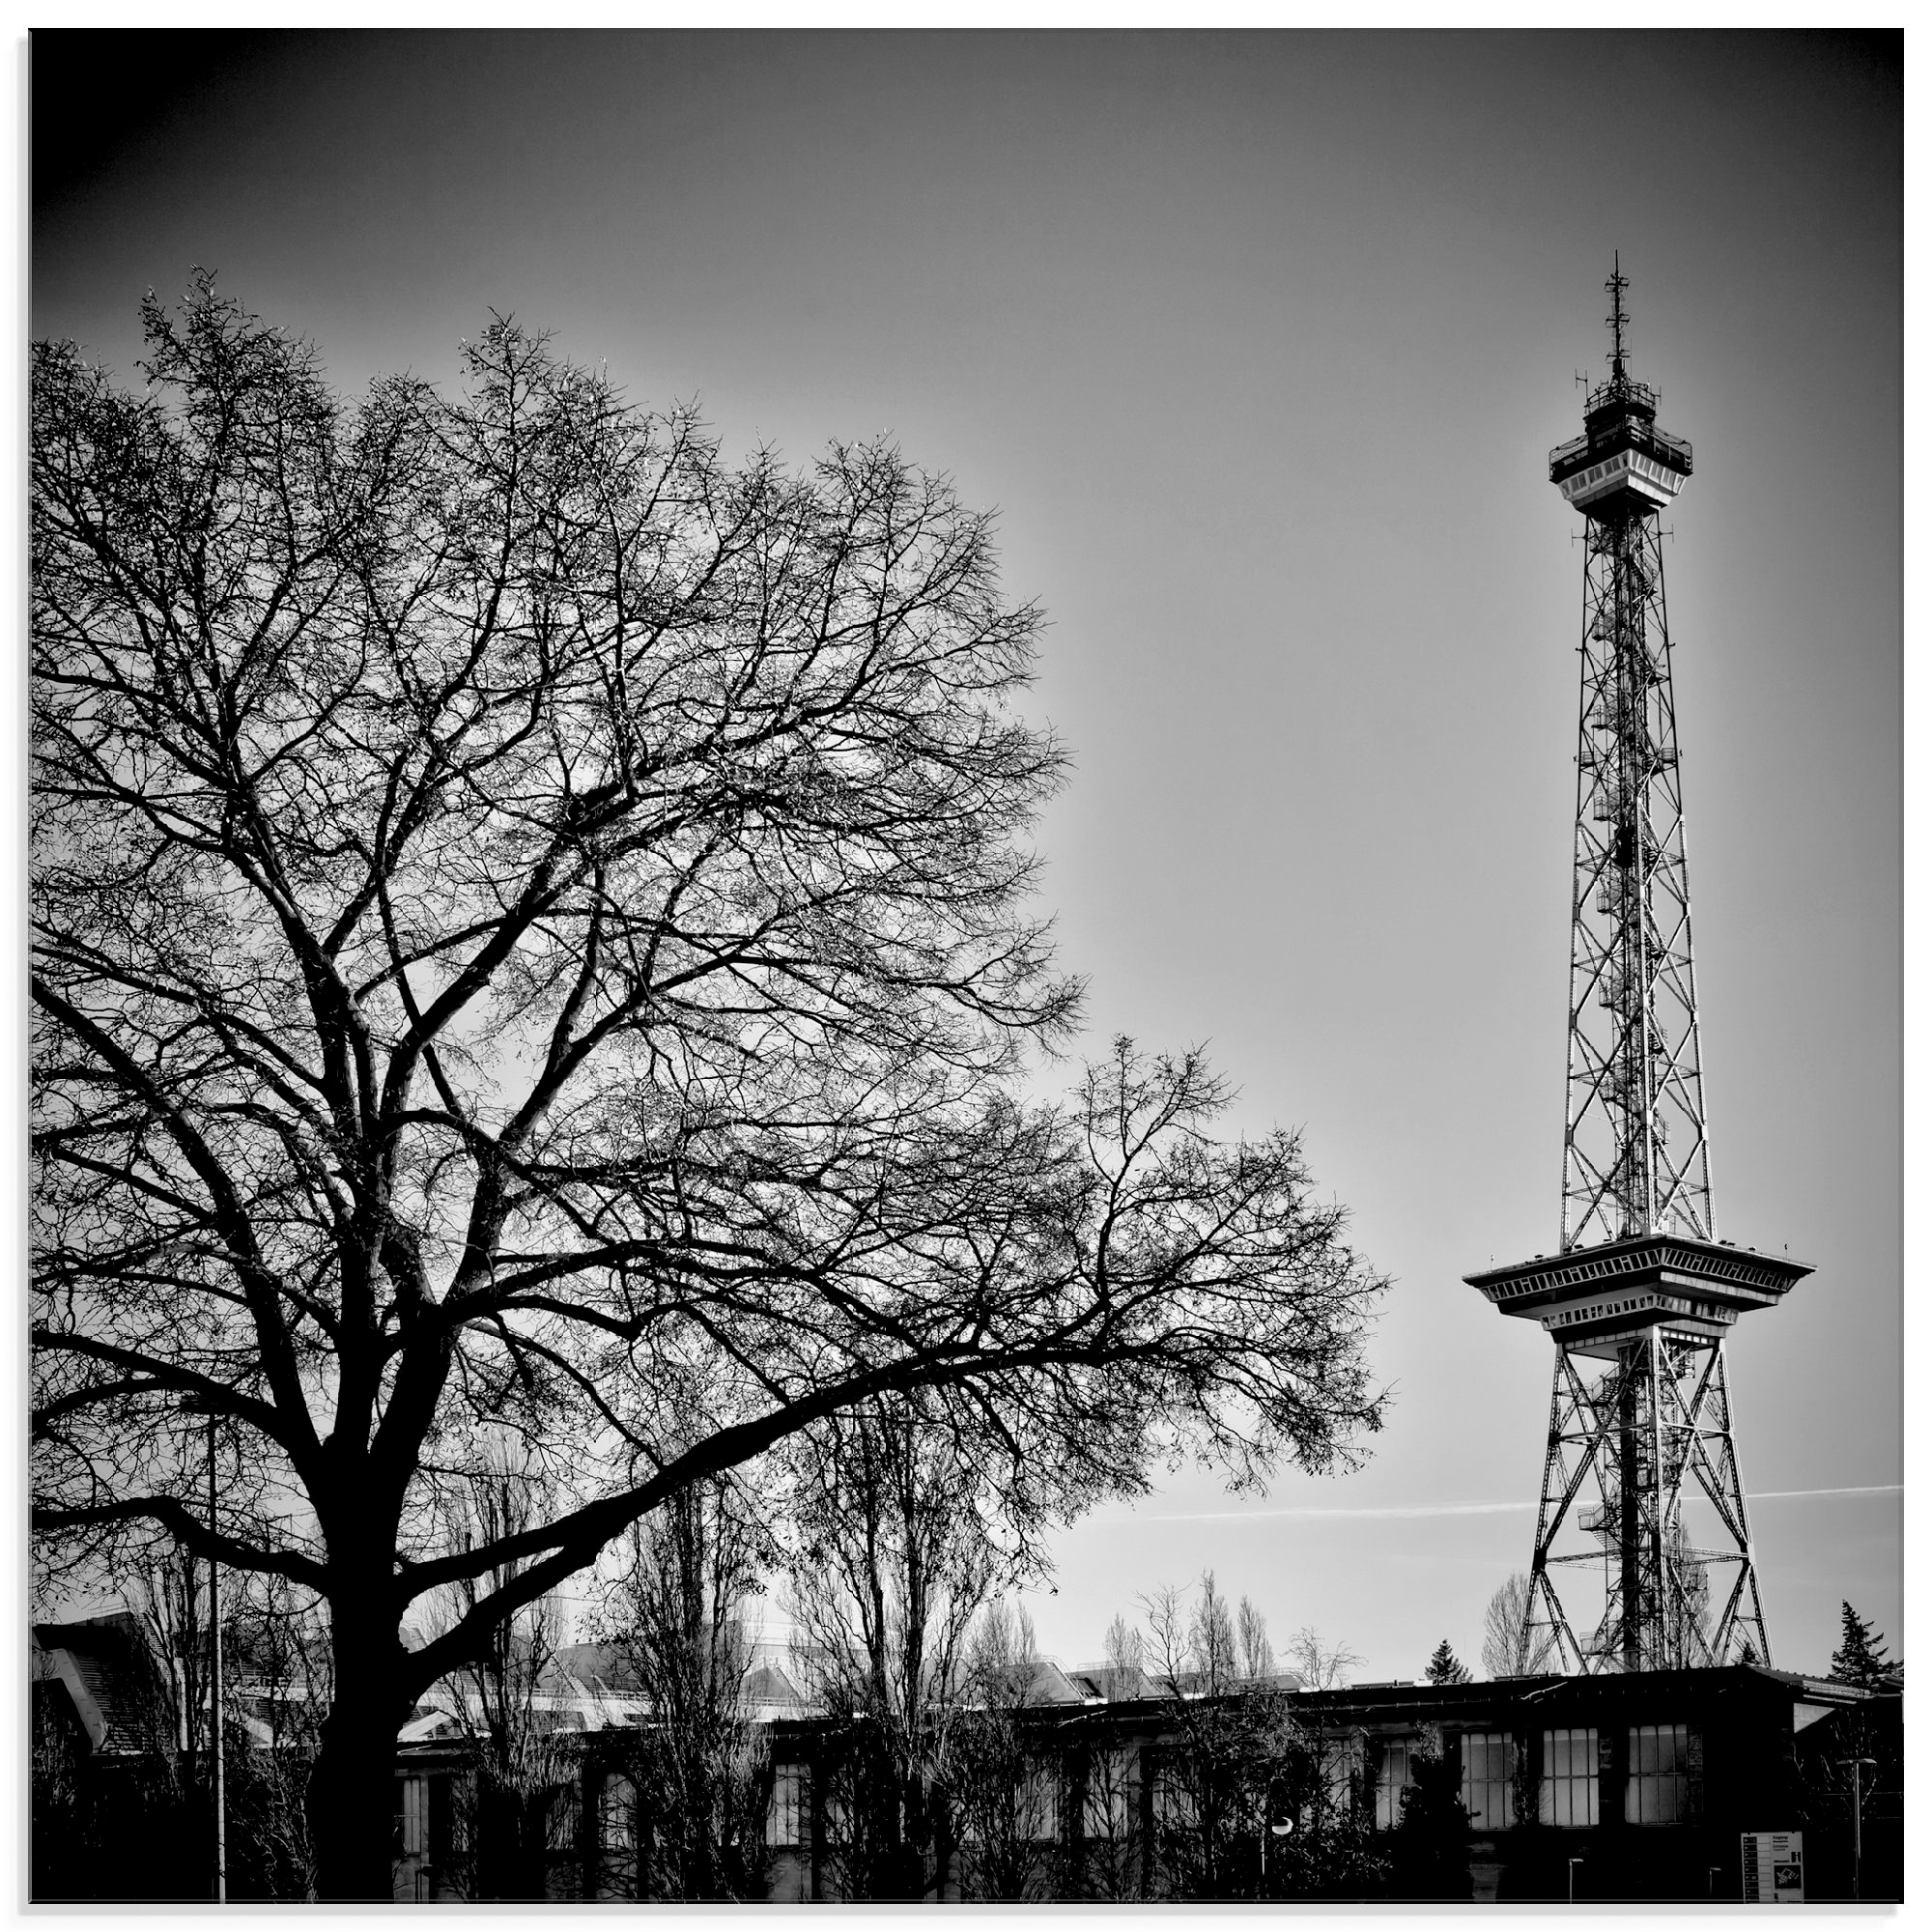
1465, 263, 1811, 1675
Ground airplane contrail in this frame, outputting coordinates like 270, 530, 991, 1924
1102, 1483, 1900, 1526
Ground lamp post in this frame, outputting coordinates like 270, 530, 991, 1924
207, 1411, 226, 1906
1568, 1856, 1583, 1903
182, 1398, 227, 1904
1262, 1777, 1294, 1895
1842, 1757, 1876, 1901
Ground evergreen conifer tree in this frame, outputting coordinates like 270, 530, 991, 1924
1424, 1640, 1471, 1685
1830, 1602, 1896, 1689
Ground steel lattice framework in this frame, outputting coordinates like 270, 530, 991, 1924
1563, 511, 1711, 1249
1465, 266, 1810, 1676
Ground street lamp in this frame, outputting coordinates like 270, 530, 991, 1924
1568, 1856, 1584, 1903
1262, 1778, 1294, 1893
182, 1398, 227, 1904
1841, 1757, 1877, 1901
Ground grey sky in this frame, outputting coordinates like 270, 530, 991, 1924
33, 29, 1901, 1680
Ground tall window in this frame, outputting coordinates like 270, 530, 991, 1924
1084, 1747, 1135, 1839
598, 1774, 636, 1852
547, 1782, 582, 1856
1460, 1732, 1516, 1832
1024, 1760, 1061, 1843
1375, 1736, 1418, 1832
1539, 1728, 1599, 1828
595, 1774, 638, 1900
1627, 1724, 1693, 1824
397, 1774, 429, 1857
767, 1763, 810, 1847
1151, 1758, 1198, 1833
1319, 1735, 1363, 1821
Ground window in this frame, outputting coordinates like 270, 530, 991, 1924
598, 1774, 636, 1852
1024, 1760, 1061, 1843
1084, 1747, 1135, 1839
823, 1785, 851, 1846
1375, 1736, 1418, 1832
1460, 1731, 1516, 1832
547, 1783, 582, 1855
1152, 1759, 1198, 1832
767, 1763, 809, 1847
1627, 1724, 1692, 1825
1539, 1728, 1599, 1828
397, 1774, 429, 1857
1320, 1735, 1363, 1819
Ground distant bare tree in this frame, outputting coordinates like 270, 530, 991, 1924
1285, 1625, 1360, 1691
1481, 1573, 1534, 1679
1189, 1573, 1242, 1690
1100, 1612, 1146, 1701
952, 1602, 1059, 1900
432, 1444, 577, 1900
223, 1573, 333, 1898
785, 1397, 998, 1899
599, 1474, 769, 1899
1237, 1597, 1275, 1682
1661, 1521, 1713, 1667
1082, 1608, 1152, 1897
136, 1548, 211, 1772
1141, 1575, 1280, 1897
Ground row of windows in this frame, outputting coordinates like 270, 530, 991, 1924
1455, 1725, 1694, 1831
762, 1723, 1697, 1852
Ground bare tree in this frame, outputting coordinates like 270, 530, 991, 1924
136, 1548, 211, 1775
1284, 1625, 1361, 1691
1144, 1583, 1382, 1901
1189, 1573, 1242, 1691
598, 1474, 769, 1899
1237, 1597, 1275, 1683
784, 1396, 998, 1898
223, 1573, 334, 1898
1661, 1520, 1713, 1667
951, 1601, 1060, 1900
1100, 1612, 1146, 1701
431, 1443, 578, 1900
1141, 1574, 1277, 1897
32, 280, 1387, 1895
1481, 1573, 1534, 1680
1082, 1610, 1151, 1898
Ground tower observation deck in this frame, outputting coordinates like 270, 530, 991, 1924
1468, 265, 1811, 1677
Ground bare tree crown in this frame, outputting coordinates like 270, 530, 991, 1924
33, 282, 1385, 1727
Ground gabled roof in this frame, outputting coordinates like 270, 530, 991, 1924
32, 1612, 171, 1755
547, 1641, 645, 1698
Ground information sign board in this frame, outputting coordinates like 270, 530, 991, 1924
1741, 1832, 1804, 1903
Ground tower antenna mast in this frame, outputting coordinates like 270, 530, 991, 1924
1465, 267, 1811, 1675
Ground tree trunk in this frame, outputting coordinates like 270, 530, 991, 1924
306, 1606, 412, 1902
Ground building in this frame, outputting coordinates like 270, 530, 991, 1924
33, 1612, 1897, 1904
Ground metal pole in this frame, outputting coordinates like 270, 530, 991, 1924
1854, 1762, 1861, 1901
209, 1416, 227, 1904
1844, 1756, 1874, 1901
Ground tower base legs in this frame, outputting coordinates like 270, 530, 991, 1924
1520, 1332, 1770, 1673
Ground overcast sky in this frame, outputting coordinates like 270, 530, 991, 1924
32, 28, 1901, 1681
